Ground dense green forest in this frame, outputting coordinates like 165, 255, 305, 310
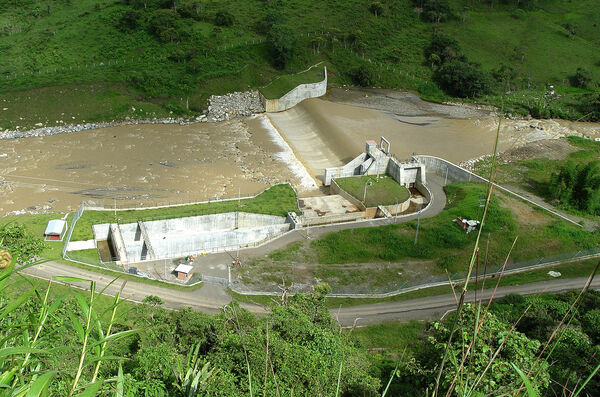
1, 0, 599, 130
2, 223, 600, 395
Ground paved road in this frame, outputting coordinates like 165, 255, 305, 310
19, 260, 598, 327
334, 276, 600, 326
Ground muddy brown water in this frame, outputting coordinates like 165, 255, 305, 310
3, 92, 599, 216
0, 116, 307, 214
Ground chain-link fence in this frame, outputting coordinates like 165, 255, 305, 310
230, 247, 600, 298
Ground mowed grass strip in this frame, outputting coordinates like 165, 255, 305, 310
72, 184, 298, 241
335, 175, 410, 207
259, 65, 326, 99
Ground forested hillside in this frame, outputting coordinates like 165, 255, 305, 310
1, 0, 599, 130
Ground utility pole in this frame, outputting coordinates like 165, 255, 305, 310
444, 166, 449, 186
164, 259, 167, 279
395, 198, 399, 223
414, 209, 421, 245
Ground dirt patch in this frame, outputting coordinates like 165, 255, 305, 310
498, 138, 578, 163
497, 195, 551, 226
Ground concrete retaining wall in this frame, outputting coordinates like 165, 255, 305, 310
330, 179, 366, 211
415, 155, 486, 184
302, 212, 366, 226
262, 67, 327, 112
112, 212, 291, 262
324, 153, 367, 186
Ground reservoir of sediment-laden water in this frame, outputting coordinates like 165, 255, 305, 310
3, 90, 599, 215
0, 115, 318, 214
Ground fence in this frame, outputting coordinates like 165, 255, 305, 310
415, 155, 583, 227
230, 247, 600, 297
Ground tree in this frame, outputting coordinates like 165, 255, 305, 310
349, 64, 374, 87
571, 67, 592, 89
425, 33, 462, 65
369, 2, 384, 17
421, 0, 451, 23
0, 223, 46, 264
142, 295, 164, 307
117, 10, 140, 32
214, 10, 234, 27
434, 59, 492, 97
267, 24, 297, 69
149, 9, 181, 42
421, 304, 550, 395
255, 9, 284, 34
550, 160, 600, 214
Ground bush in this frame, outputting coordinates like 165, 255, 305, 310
117, 11, 140, 32
424, 33, 462, 66
434, 59, 492, 98
214, 10, 234, 27
420, 0, 451, 23
178, 0, 204, 20
349, 64, 374, 87
267, 24, 297, 69
255, 9, 284, 34
148, 9, 182, 43
571, 67, 592, 89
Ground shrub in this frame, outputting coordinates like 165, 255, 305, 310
349, 64, 374, 87
434, 59, 492, 98
117, 11, 140, 32
214, 10, 234, 27
571, 67, 592, 89
267, 24, 297, 69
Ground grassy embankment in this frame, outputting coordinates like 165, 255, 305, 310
334, 175, 410, 207
474, 136, 600, 218
231, 257, 600, 309
1, 1, 598, 130
235, 182, 600, 293
259, 64, 325, 99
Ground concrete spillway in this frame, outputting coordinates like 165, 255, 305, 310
93, 212, 291, 263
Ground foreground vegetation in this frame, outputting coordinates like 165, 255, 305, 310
1, 222, 599, 395
1, 0, 599, 130
72, 183, 298, 240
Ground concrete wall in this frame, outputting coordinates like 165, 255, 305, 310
330, 179, 366, 211
262, 67, 327, 112
380, 199, 410, 216
113, 212, 290, 262
415, 155, 486, 184
324, 153, 367, 186
300, 212, 366, 226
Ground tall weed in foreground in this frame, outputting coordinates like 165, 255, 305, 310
0, 260, 136, 395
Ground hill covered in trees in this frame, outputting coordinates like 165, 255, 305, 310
1, 0, 599, 130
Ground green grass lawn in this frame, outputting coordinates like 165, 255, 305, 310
72, 184, 298, 241
259, 65, 326, 99
313, 182, 600, 270
335, 175, 410, 207
353, 320, 426, 356
1, 212, 71, 260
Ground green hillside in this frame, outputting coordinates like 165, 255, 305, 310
0, 0, 599, 130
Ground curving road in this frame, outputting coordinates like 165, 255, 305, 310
19, 259, 599, 327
